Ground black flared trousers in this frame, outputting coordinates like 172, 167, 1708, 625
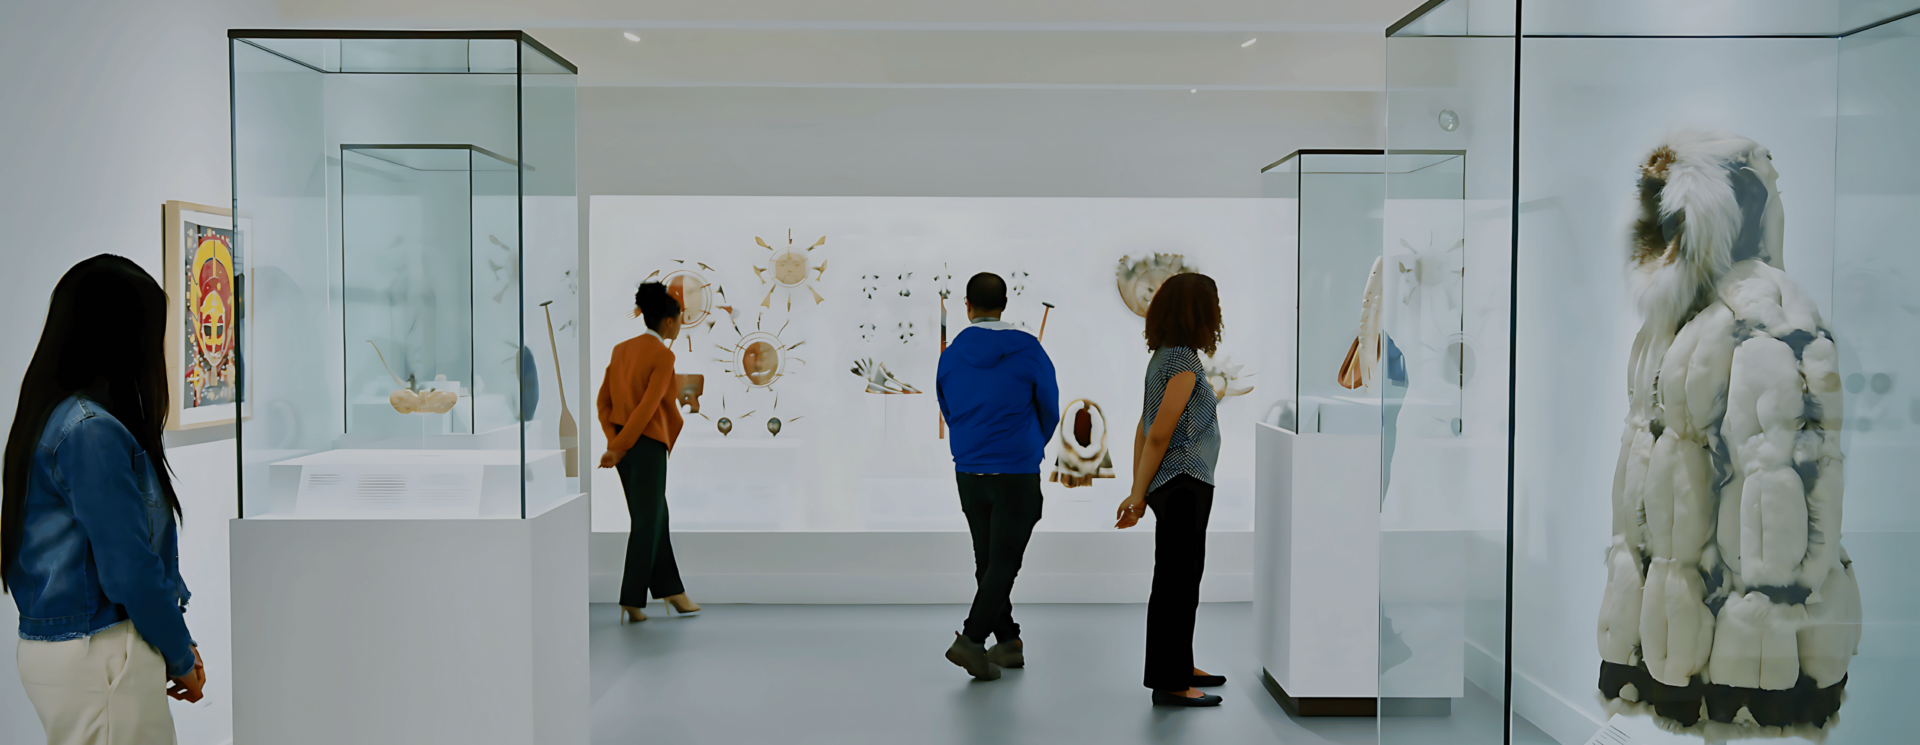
957, 473, 1044, 645
616, 437, 685, 607
1142, 474, 1214, 691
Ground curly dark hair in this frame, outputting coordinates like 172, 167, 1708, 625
1143, 272, 1221, 356
632, 282, 681, 331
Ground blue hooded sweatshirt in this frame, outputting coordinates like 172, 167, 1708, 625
936, 320, 1060, 473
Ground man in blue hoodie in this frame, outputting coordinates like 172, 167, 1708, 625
936, 272, 1059, 681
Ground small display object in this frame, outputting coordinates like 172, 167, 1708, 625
231, 31, 580, 520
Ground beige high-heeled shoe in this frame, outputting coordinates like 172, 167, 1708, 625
661, 594, 702, 616
619, 605, 648, 624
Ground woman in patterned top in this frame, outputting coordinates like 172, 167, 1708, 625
1115, 272, 1226, 707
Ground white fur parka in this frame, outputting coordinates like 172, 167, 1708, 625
1597, 132, 1860, 733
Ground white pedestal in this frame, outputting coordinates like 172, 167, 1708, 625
1254, 422, 1381, 712
231, 494, 588, 745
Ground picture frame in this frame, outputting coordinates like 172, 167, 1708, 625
163, 200, 252, 430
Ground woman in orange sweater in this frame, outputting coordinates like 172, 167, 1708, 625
598, 282, 701, 623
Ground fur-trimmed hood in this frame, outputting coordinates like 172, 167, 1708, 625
1628, 130, 1785, 331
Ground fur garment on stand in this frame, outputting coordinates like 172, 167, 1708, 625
1598, 131, 1860, 738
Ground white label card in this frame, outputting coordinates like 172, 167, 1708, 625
1584, 713, 1694, 745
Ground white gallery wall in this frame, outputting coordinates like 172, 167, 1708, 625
588, 195, 1290, 534
568, 32, 1385, 603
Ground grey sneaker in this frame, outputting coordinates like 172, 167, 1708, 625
945, 633, 1002, 681
986, 639, 1024, 669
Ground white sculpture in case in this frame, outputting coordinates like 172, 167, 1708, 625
1599, 131, 1860, 734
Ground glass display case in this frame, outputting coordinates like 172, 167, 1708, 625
1385, 1, 1920, 743
1255, 149, 1474, 715
230, 31, 580, 520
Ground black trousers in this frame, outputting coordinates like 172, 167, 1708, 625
956, 473, 1044, 645
616, 437, 685, 606
1142, 474, 1214, 691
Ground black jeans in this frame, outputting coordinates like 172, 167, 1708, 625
1142, 474, 1214, 691
616, 437, 685, 606
956, 473, 1044, 645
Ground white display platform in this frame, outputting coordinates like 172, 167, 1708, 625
268, 448, 565, 519
231, 493, 587, 745
1253, 422, 1381, 711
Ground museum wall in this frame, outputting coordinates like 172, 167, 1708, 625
573, 81, 1381, 601
578, 86, 1383, 199
0, 2, 281, 743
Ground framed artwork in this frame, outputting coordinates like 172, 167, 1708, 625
163, 200, 251, 429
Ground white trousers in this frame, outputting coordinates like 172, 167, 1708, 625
16, 622, 177, 745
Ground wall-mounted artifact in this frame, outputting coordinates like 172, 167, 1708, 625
485, 234, 520, 304
1005, 270, 1029, 297
694, 395, 752, 436
715, 315, 805, 390
367, 340, 459, 414
1337, 256, 1385, 390
753, 229, 828, 310
1050, 399, 1115, 488
674, 373, 705, 413
1115, 253, 1195, 318
851, 358, 921, 394
163, 200, 250, 429
1202, 353, 1254, 401
645, 261, 733, 351
1597, 131, 1858, 735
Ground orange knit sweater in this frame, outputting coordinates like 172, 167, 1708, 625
597, 333, 683, 454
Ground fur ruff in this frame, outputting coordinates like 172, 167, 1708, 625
1627, 130, 1769, 332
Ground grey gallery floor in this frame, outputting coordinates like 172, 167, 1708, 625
589, 602, 1555, 745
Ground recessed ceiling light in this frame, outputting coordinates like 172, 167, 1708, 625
1242, 38, 1258, 48
623, 32, 641, 42
1190, 89, 1198, 93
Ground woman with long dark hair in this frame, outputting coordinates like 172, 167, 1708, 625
5, 255, 205, 743
597, 282, 700, 623
1115, 272, 1227, 707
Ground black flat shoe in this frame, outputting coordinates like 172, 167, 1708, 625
1153, 691, 1223, 707
1192, 674, 1226, 687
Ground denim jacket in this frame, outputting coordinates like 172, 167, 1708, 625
7, 393, 195, 677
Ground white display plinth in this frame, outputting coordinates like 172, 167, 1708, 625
231, 494, 587, 745
269, 448, 565, 519
1254, 422, 1381, 712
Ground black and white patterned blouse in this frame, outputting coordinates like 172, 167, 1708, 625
1142, 346, 1220, 491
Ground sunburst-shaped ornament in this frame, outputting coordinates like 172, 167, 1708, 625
753, 229, 828, 310
714, 314, 806, 390
644, 261, 734, 351
1115, 253, 1196, 318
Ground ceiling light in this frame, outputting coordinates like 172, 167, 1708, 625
1242, 38, 1257, 48
1190, 89, 1198, 93
622, 32, 640, 42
